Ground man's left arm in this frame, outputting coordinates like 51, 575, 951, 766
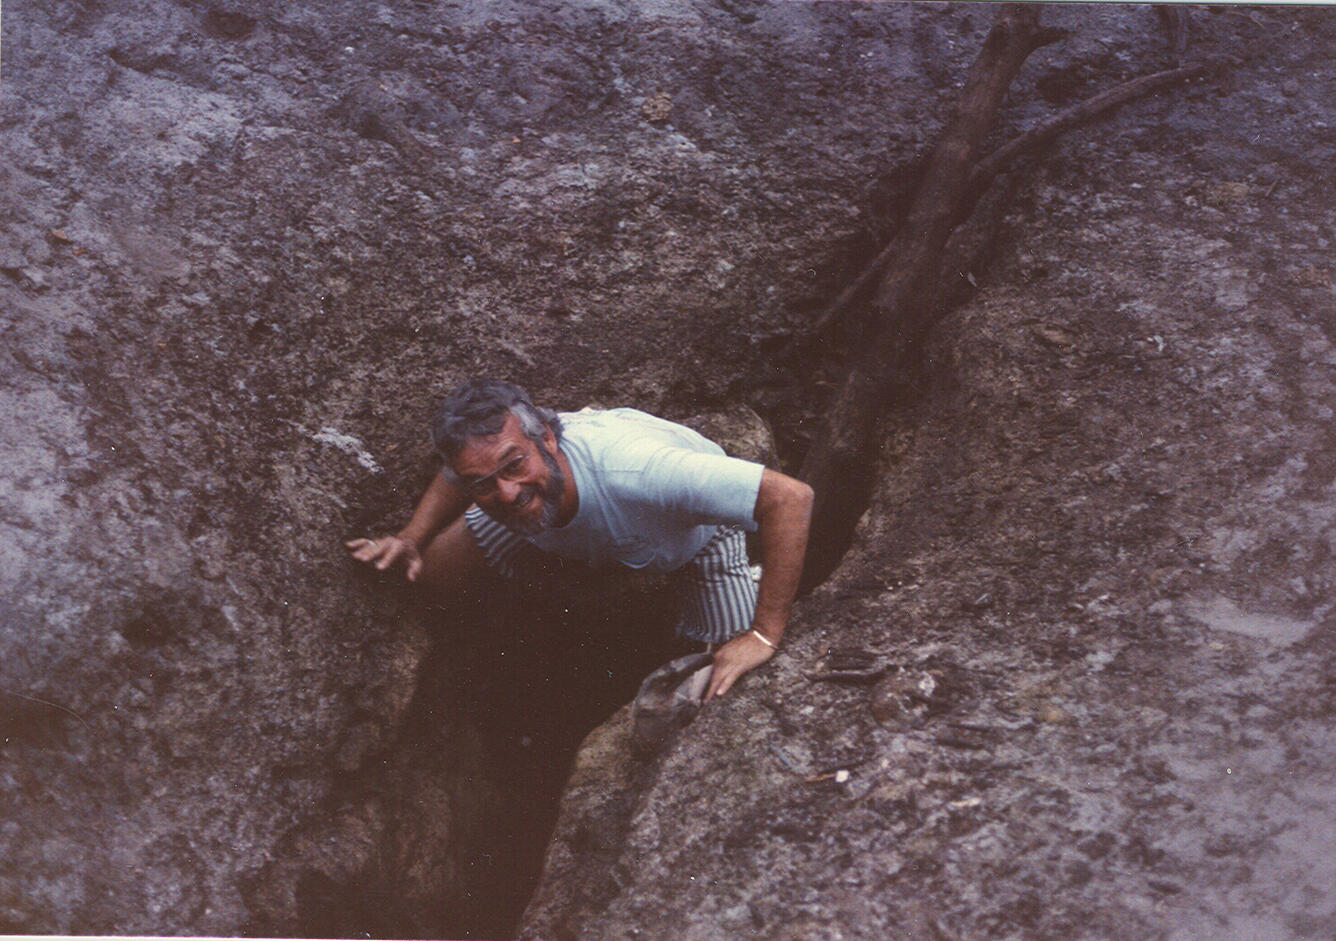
706, 468, 814, 700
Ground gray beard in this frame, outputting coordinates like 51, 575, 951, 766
496, 447, 564, 538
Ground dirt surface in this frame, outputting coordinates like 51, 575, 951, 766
3, 1, 1335, 937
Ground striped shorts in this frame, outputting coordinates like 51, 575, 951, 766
465, 505, 758, 643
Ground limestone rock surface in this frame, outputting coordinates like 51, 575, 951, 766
522, 6, 1336, 940
4, 1, 1336, 938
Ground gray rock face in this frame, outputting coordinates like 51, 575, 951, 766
521, 7, 1336, 941
5, 0, 1336, 937
0, 0, 972, 933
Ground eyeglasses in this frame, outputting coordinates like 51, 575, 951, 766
465, 452, 529, 498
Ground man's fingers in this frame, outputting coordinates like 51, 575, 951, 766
406, 557, 423, 581
348, 537, 411, 571
374, 540, 406, 570
348, 540, 382, 562
706, 661, 740, 700
707, 671, 735, 700
704, 634, 777, 701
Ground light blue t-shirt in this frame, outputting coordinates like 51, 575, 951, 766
527, 408, 764, 573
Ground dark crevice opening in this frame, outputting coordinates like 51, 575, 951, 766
285, 565, 697, 940
281, 155, 1022, 940
762, 164, 1023, 589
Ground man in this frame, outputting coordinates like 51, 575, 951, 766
347, 379, 813, 700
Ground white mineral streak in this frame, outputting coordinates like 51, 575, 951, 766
312, 427, 383, 474
1184, 596, 1315, 647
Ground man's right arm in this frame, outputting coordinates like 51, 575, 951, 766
346, 471, 471, 581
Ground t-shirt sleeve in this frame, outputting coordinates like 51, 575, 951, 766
612, 442, 765, 531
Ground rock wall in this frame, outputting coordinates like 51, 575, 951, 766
5, 0, 1334, 936
522, 5, 1336, 940
1, 0, 988, 934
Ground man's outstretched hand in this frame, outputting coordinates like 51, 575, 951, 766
705, 631, 776, 701
346, 535, 424, 581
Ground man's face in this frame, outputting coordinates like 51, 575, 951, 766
453, 413, 565, 536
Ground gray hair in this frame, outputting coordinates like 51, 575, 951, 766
431, 378, 562, 477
